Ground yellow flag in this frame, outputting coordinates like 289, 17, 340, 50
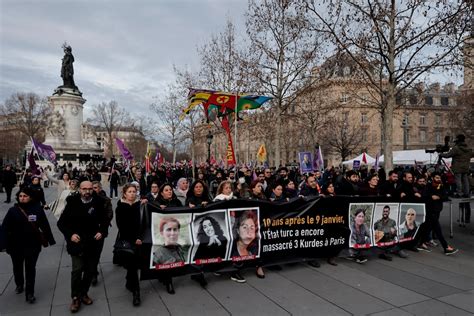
257, 144, 267, 162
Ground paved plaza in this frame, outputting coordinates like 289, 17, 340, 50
1, 186, 473, 316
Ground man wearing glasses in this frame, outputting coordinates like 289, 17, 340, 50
58, 181, 109, 313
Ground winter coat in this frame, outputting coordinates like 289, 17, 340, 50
439, 141, 473, 173
2, 203, 55, 254
57, 194, 109, 256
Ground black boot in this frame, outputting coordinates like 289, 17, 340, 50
190, 273, 207, 288
132, 290, 141, 306
166, 281, 175, 295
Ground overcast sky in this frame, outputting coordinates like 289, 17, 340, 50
0, 0, 247, 116
1, 0, 464, 120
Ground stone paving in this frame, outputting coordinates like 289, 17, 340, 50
1, 185, 473, 315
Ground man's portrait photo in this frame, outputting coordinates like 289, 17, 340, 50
373, 203, 399, 246
298, 152, 313, 173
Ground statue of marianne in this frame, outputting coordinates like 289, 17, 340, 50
61, 43, 76, 89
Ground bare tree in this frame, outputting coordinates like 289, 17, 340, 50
150, 85, 186, 164
303, 0, 470, 172
0, 92, 51, 140
245, 0, 321, 166
324, 116, 364, 162
88, 101, 130, 158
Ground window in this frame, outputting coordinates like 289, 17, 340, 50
435, 114, 441, 126
343, 111, 349, 121
343, 66, 351, 76
420, 114, 426, 126
403, 114, 409, 126
420, 130, 426, 142
425, 96, 433, 106
360, 93, 368, 104
441, 97, 449, 106
406, 130, 410, 143
409, 95, 418, 105
361, 113, 368, 124
435, 132, 441, 143
340, 93, 349, 103
361, 132, 367, 142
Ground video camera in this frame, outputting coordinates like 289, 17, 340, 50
425, 136, 450, 154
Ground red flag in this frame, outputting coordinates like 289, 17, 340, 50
362, 152, 368, 164
207, 93, 237, 112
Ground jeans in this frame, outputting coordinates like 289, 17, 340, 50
71, 254, 98, 298
10, 247, 41, 295
110, 185, 118, 198
455, 173, 470, 196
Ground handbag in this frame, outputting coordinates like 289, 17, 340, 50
113, 239, 135, 255
19, 207, 49, 248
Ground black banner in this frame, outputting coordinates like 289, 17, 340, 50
139, 196, 425, 280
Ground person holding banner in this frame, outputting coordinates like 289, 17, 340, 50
157, 184, 183, 208
213, 181, 235, 201
185, 180, 211, 208
269, 183, 289, 203
115, 184, 143, 306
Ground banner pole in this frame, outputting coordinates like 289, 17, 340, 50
234, 92, 238, 164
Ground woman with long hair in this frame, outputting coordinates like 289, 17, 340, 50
185, 180, 211, 208
213, 180, 235, 201
193, 216, 228, 260
115, 184, 143, 306
157, 183, 183, 208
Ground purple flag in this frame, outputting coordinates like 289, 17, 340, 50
115, 137, 134, 161
313, 146, 324, 171
27, 147, 39, 175
31, 138, 57, 164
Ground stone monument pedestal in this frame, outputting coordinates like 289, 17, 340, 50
41, 87, 102, 167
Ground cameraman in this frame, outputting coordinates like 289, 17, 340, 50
439, 134, 473, 198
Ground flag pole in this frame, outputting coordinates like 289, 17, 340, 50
234, 92, 238, 164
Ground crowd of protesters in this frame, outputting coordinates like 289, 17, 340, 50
0, 157, 473, 312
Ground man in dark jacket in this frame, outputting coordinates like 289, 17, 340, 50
3, 165, 17, 203
379, 170, 400, 198
418, 173, 458, 255
336, 170, 360, 196
439, 134, 473, 197
57, 181, 109, 313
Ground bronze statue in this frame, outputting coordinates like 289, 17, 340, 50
60, 43, 76, 89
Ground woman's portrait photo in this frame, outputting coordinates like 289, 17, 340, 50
349, 203, 374, 248
150, 213, 192, 268
398, 203, 425, 242
191, 210, 230, 263
228, 208, 261, 261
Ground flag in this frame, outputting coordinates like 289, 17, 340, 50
362, 152, 368, 164
31, 138, 57, 164
26, 147, 39, 175
313, 146, 324, 171
236, 95, 272, 112
374, 153, 380, 170
145, 142, 151, 175
115, 137, 134, 161
210, 156, 216, 165
256, 144, 267, 163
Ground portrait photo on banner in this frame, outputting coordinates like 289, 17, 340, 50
348, 203, 374, 248
298, 152, 313, 173
190, 209, 231, 264
150, 213, 193, 269
227, 208, 261, 261
398, 203, 425, 242
373, 203, 400, 247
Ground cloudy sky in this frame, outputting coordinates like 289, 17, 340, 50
0, 0, 247, 116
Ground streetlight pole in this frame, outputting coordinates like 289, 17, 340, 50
206, 130, 213, 164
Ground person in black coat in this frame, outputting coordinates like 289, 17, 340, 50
156, 183, 183, 209
115, 183, 144, 306
185, 180, 211, 208
3, 165, 17, 203
2, 187, 55, 303
28, 176, 48, 210
57, 181, 109, 313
